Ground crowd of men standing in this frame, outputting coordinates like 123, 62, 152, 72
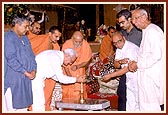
3, 7, 164, 112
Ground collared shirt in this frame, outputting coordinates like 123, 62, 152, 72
121, 26, 142, 47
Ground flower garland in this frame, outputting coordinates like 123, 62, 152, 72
95, 24, 108, 43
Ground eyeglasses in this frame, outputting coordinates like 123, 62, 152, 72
132, 14, 145, 21
113, 38, 123, 46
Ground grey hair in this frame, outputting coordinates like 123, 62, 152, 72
11, 14, 30, 27
64, 48, 78, 58
138, 9, 148, 16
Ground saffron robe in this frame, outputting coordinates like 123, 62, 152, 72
62, 39, 92, 99
99, 35, 115, 61
27, 31, 60, 111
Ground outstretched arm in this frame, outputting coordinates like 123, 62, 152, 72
102, 66, 129, 81
71, 60, 91, 71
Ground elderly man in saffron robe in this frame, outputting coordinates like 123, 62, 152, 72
61, 31, 92, 99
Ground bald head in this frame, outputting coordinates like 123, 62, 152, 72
112, 31, 125, 49
112, 31, 123, 41
30, 21, 41, 35
72, 31, 84, 40
72, 31, 84, 48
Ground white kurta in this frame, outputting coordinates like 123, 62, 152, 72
115, 41, 139, 111
137, 24, 164, 111
31, 50, 76, 111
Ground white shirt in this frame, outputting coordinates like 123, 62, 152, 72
115, 40, 140, 111
35, 50, 76, 83
31, 50, 76, 111
115, 40, 139, 83
137, 24, 164, 111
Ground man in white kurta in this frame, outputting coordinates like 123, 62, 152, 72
136, 24, 164, 111
114, 37, 139, 111
131, 9, 164, 111
31, 49, 84, 111
102, 31, 140, 111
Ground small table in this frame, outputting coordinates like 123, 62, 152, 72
56, 98, 110, 111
